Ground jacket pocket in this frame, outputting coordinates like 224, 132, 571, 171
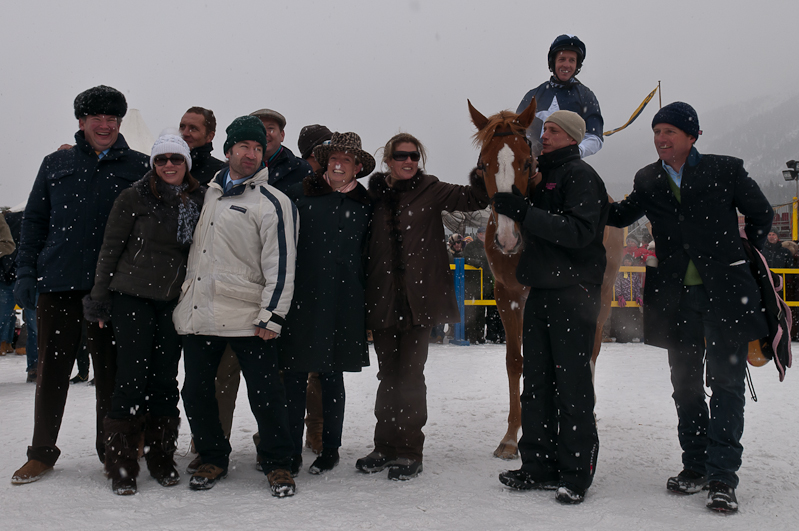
215, 279, 263, 304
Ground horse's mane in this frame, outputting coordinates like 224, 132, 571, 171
472, 110, 528, 147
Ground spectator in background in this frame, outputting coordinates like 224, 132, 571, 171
762, 231, 793, 268
1, 210, 37, 382
0, 211, 17, 356
623, 235, 640, 264
612, 254, 644, 343
463, 226, 490, 344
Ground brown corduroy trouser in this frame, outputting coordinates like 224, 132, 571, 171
27, 291, 116, 466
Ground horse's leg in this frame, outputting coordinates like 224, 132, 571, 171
493, 282, 524, 460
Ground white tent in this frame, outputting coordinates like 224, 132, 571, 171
120, 108, 154, 155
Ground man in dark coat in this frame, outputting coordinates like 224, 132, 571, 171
179, 106, 225, 185
11, 85, 149, 485
762, 231, 793, 268
606, 102, 773, 513
493, 110, 608, 505
250, 108, 313, 193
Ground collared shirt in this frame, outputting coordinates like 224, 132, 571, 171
223, 168, 253, 192
96, 149, 110, 160
662, 160, 685, 188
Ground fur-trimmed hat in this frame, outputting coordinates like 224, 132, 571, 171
545, 110, 585, 144
151, 133, 192, 171
652, 101, 701, 139
298, 124, 333, 160
249, 108, 286, 130
74, 85, 127, 119
224, 116, 267, 154
313, 132, 375, 178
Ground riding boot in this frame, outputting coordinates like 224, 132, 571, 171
305, 373, 324, 454
144, 415, 181, 487
104, 416, 145, 495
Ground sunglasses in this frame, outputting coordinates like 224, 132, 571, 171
153, 155, 186, 167
392, 151, 421, 162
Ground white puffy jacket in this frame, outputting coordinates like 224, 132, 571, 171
173, 167, 298, 337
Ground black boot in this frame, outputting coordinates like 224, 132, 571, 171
144, 415, 181, 487
104, 416, 145, 495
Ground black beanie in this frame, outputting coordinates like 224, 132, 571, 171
224, 116, 267, 154
652, 102, 700, 139
298, 124, 333, 160
73, 85, 127, 119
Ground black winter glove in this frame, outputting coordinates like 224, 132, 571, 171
14, 276, 37, 311
492, 185, 529, 223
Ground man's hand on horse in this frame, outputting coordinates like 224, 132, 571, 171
492, 185, 528, 223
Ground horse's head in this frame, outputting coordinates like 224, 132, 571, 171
468, 98, 537, 255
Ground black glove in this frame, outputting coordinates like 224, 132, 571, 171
14, 276, 38, 311
492, 185, 528, 223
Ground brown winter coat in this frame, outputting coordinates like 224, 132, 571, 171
365, 171, 489, 330
89, 173, 205, 310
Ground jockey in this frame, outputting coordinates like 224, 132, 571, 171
516, 34, 604, 159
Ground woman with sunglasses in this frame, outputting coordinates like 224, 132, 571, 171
83, 133, 204, 495
356, 133, 489, 480
280, 132, 374, 477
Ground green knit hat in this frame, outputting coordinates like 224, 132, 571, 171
224, 116, 267, 154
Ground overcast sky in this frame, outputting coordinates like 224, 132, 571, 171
2, 0, 798, 207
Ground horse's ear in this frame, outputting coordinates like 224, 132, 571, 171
516, 97, 537, 129
468, 99, 489, 131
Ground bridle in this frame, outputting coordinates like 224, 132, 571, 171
476, 128, 536, 227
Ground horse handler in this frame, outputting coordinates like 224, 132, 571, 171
492, 110, 609, 504
607, 102, 772, 513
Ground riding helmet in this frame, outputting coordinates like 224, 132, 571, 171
548, 34, 586, 75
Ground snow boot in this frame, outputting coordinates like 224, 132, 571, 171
144, 415, 181, 487
387, 458, 423, 481
556, 485, 586, 504
706, 481, 738, 512
309, 448, 339, 475
104, 416, 144, 495
498, 469, 558, 491
355, 451, 397, 473
189, 464, 227, 490
667, 469, 708, 494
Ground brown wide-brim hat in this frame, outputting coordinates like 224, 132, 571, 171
313, 132, 375, 178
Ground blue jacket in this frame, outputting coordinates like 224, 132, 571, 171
17, 131, 149, 293
517, 77, 603, 156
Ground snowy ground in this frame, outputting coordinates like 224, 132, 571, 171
0, 341, 797, 531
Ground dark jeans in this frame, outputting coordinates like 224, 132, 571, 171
284, 370, 345, 453
668, 285, 748, 488
518, 284, 600, 494
181, 335, 293, 473
28, 291, 117, 466
372, 326, 429, 462
109, 293, 181, 419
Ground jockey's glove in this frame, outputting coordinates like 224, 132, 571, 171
492, 185, 528, 223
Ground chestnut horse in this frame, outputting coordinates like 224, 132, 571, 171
468, 98, 623, 459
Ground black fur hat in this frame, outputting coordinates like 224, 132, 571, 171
73, 85, 128, 119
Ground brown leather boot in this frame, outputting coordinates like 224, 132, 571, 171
11, 460, 53, 484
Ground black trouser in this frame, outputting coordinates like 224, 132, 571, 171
372, 326, 429, 462
284, 370, 345, 453
181, 335, 293, 473
109, 293, 181, 419
668, 285, 748, 488
28, 291, 116, 466
518, 283, 600, 494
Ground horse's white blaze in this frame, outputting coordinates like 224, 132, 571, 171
495, 144, 515, 193
495, 144, 521, 252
